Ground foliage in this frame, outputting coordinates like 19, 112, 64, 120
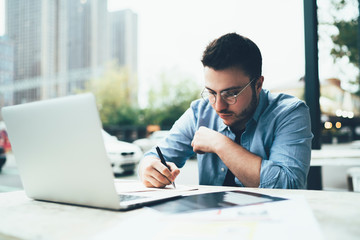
86, 61, 140, 126
85, 62, 201, 129
142, 72, 201, 128
328, 0, 360, 94
331, 19, 358, 68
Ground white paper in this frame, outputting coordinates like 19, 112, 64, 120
92, 196, 323, 240
114, 179, 198, 195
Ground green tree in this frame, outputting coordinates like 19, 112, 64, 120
331, 19, 358, 68
143, 72, 201, 128
85, 63, 201, 129
328, 0, 360, 94
86, 62, 141, 127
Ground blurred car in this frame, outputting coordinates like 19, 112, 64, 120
0, 122, 11, 151
102, 130, 143, 175
133, 130, 170, 153
0, 122, 9, 172
0, 146, 6, 172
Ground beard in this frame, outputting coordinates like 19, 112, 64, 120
219, 87, 258, 132
237, 89, 258, 122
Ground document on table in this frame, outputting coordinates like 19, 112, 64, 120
114, 179, 198, 196
93, 196, 323, 240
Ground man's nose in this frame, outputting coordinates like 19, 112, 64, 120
213, 95, 228, 112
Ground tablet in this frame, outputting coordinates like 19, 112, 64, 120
149, 190, 286, 214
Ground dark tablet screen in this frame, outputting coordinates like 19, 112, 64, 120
150, 190, 286, 214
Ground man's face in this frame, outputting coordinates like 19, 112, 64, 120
203, 67, 263, 131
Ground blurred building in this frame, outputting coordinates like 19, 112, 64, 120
271, 78, 360, 141
0, 36, 13, 107
1, 0, 138, 106
320, 78, 360, 118
109, 9, 138, 104
271, 77, 360, 117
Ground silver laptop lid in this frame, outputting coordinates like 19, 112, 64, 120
2, 93, 121, 210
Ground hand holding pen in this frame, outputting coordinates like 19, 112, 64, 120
156, 146, 176, 188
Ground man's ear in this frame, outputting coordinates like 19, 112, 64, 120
256, 76, 264, 94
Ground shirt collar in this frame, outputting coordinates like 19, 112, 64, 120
251, 89, 268, 123
218, 117, 228, 133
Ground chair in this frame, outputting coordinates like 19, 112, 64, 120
347, 167, 360, 192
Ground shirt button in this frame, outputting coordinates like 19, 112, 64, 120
221, 168, 225, 172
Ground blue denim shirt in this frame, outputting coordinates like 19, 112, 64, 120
144, 89, 313, 189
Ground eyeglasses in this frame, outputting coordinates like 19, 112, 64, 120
201, 78, 255, 105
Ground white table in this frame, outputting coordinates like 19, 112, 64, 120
0, 186, 359, 240
311, 148, 360, 167
308, 145, 360, 190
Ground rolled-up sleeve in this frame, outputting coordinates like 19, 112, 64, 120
258, 102, 313, 189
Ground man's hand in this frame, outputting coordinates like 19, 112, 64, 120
191, 126, 226, 154
139, 156, 180, 188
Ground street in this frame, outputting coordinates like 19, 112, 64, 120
0, 153, 199, 193
0, 153, 22, 192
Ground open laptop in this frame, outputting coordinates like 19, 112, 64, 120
1, 93, 181, 210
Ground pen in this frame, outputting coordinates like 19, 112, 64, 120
156, 146, 176, 188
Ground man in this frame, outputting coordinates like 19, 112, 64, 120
139, 33, 313, 189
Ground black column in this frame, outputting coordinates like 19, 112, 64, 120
304, 0, 322, 190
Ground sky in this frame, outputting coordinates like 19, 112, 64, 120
106, 0, 310, 107
108, 0, 306, 91
0, 0, 358, 105
108, 0, 358, 94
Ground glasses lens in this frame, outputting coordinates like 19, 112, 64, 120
201, 89, 216, 104
220, 91, 237, 104
224, 96, 236, 105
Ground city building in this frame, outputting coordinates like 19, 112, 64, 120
0, 35, 13, 107
271, 77, 360, 141
2, 0, 138, 106
109, 9, 138, 104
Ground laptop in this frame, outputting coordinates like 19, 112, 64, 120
1, 93, 181, 210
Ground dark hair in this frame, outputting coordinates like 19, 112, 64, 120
201, 33, 262, 81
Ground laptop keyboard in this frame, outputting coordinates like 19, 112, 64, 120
118, 194, 147, 202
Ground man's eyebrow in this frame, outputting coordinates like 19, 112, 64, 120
205, 86, 243, 92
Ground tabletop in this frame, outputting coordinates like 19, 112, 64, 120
0, 186, 360, 240
311, 148, 360, 166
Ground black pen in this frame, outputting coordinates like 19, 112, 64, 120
156, 146, 176, 188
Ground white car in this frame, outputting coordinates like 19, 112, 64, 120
102, 130, 143, 175
133, 130, 170, 153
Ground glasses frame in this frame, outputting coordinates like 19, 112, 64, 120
201, 78, 256, 105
